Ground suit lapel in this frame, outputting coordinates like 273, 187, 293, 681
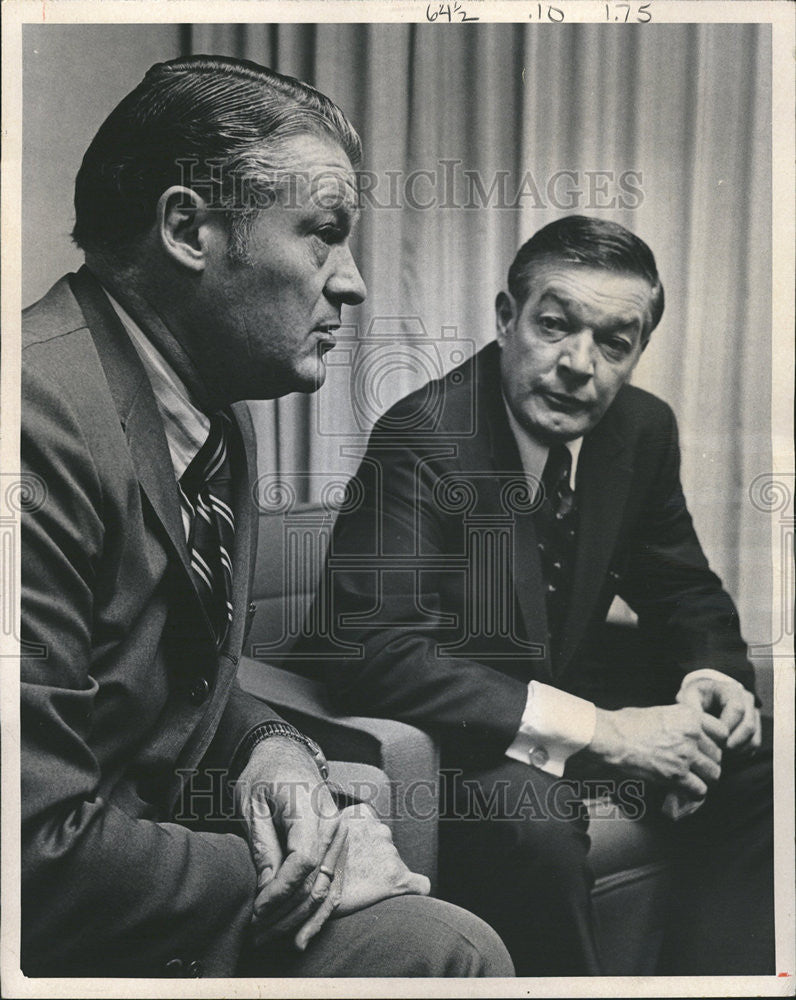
223, 401, 258, 658
557, 409, 634, 676
124, 396, 193, 577
68, 268, 222, 653
460, 345, 551, 679
69, 269, 192, 566
69, 268, 259, 663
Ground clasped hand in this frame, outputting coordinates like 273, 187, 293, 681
590, 670, 761, 803
234, 737, 429, 953
675, 674, 761, 753
591, 702, 727, 800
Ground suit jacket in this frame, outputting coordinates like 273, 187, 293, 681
21, 267, 279, 976
315, 342, 755, 763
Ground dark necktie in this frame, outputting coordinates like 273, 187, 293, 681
179, 411, 236, 648
535, 443, 578, 665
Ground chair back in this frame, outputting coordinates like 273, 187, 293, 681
247, 503, 337, 673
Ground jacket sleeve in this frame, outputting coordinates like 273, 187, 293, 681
314, 424, 528, 757
20, 359, 257, 977
201, 677, 288, 775
618, 403, 756, 694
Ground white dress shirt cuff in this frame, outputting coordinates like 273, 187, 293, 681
505, 682, 597, 777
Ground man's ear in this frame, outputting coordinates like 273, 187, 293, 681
495, 291, 516, 347
156, 186, 218, 273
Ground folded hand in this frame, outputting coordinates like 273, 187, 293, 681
590, 703, 728, 800
332, 802, 430, 916
676, 675, 761, 754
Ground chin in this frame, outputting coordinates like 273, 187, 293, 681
235, 367, 323, 401
553, 422, 590, 442
288, 364, 328, 396
532, 417, 587, 444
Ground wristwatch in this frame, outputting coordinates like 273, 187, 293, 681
232, 720, 330, 782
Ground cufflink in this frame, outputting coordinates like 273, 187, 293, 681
529, 745, 549, 767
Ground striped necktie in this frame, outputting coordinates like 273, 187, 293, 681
179, 411, 235, 648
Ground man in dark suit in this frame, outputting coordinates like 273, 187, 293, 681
20, 54, 514, 979
316, 216, 774, 976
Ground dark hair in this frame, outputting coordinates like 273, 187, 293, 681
508, 215, 665, 334
72, 54, 362, 261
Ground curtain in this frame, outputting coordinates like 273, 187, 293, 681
188, 23, 772, 658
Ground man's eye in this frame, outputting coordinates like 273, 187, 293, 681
313, 226, 341, 245
539, 315, 566, 333
602, 338, 632, 358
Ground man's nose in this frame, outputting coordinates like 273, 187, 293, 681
327, 243, 367, 306
559, 331, 596, 379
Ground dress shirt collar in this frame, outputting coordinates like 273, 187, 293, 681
503, 398, 583, 498
102, 287, 210, 481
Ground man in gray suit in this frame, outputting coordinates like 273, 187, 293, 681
20, 54, 512, 978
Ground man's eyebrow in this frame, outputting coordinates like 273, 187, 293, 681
537, 290, 572, 310
302, 201, 359, 236
537, 289, 643, 331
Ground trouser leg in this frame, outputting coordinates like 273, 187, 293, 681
654, 716, 775, 975
437, 760, 601, 977
237, 895, 514, 977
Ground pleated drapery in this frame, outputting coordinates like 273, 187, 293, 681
187, 23, 772, 657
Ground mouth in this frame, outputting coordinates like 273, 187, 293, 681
314, 323, 340, 353
542, 390, 590, 414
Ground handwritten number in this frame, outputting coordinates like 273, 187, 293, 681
456, 0, 479, 21
605, 2, 653, 21
430, 0, 651, 24
426, 1, 478, 22
530, 3, 565, 20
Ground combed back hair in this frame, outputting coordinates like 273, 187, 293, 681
72, 54, 362, 262
507, 215, 665, 335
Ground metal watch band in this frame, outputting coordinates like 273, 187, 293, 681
232, 721, 330, 782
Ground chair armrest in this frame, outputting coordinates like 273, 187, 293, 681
236, 656, 439, 883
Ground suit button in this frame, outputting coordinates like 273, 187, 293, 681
164, 958, 184, 976
188, 959, 203, 977
189, 677, 210, 704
